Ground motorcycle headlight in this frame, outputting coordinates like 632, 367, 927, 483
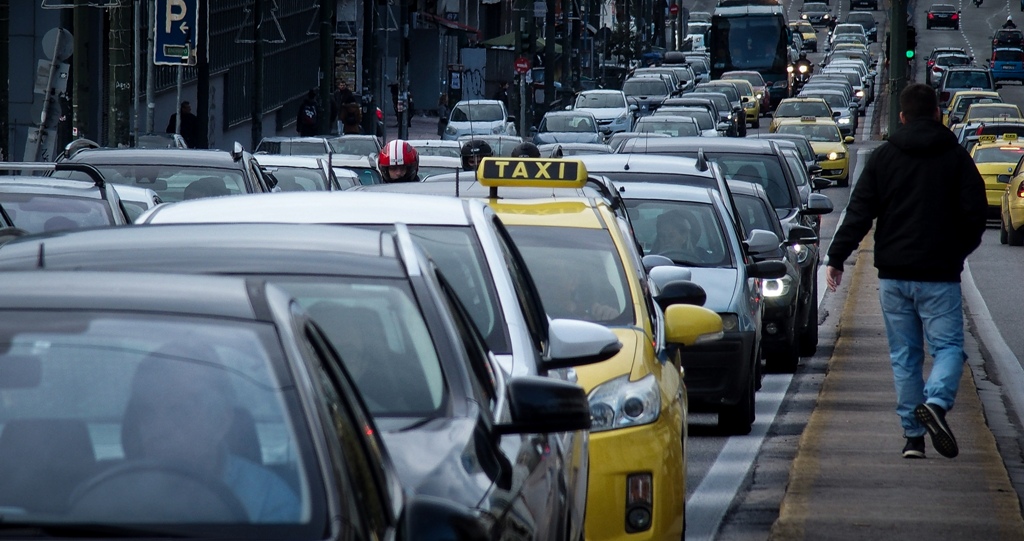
798, 65, 808, 73
589, 373, 661, 432
823, 14, 830, 19
787, 65, 795, 73
762, 275, 793, 298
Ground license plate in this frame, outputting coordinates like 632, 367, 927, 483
1005, 65, 1015, 69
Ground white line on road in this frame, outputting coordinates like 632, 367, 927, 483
685, 374, 791, 541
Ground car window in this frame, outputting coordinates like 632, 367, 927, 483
506, 226, 635, 326
264, 166, 330, 192
709, 153, 794, 208
451, 103, 504, 122
624, 199, 734, 268
329, 138, 380, 156
946, 71, 992, 88
782, 150, 810, 186
734, 193, 784, 239
776, 100, 831, 117
491, 217, 549, 351
281, 278, 446, 417
623, 78, 671, 96
0, 311, 319, 527
577, 93, 626, 108
777, 122, 842, 142
973, 145, 1024, 163
0, 194, 114, 234
634, 118, 700, 137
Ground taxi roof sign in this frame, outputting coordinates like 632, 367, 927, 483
1004, 133, 1019, 141
800, 116, 817, 121
477, 157, 589, 189
978, 135, 998, 143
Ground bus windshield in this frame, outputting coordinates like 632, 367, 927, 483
711, 15, 788, 73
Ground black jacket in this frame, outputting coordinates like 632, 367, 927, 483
827, 118, 987, 282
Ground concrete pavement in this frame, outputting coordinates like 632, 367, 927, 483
769, 235, 1024, 540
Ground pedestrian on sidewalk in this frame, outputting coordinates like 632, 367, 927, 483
436, 94, 449, 138
825, 83, 987, 460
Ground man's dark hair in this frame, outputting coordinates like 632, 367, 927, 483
899, 83, 938, 121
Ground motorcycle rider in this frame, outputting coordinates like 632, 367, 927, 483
792, 51, 813, 90
1004, 16, 1017, 29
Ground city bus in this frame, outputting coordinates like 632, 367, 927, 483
710, 0, 793, 109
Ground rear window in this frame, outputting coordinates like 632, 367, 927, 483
947, 70, 994, 89
993, 50, 1024, 62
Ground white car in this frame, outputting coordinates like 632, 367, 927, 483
442, 99, 517, 140
569, 89, 634, 136
532, 111, 603, 145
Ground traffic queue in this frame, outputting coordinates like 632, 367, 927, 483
0, 24, 879, 540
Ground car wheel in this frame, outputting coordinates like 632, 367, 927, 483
752, 117, 760, 129
1009, 221, 1024, 246
1000, 217, 1009, 244
766, 330, 799, 373
836, 175, 850, 187
718, 372, 754, 435
799, 279, 819, 357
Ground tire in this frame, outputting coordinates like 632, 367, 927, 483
1009, 221, 1024, 246
799, 279, 819, 357
1000, 218, 1009, 244
752, 117, 760, 129
765, 334, 799, 373
718, 372, 754, 435
836, 175, 850, 187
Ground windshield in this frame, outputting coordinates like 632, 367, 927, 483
622, 78, 670, 96
777, 122, 842, 142
58, 165, 248, 203
657, 109, 715, 130
804, 3, 827, 9
711, 153, 794, 208
775, 100, 832, 117
506, 226, 634, 326
635, 119, 700, 137
711, 14, 789, 72
937, 55, 971, 66
723, 72, 763, 87
576, 93, 627, 109
541, 115, 597, 133
967, 105, 1020, 120
335, 166, 381, 185
973, 145, 1024, 163
946, 71, 992, 88
0, 194, 114, 234
804, 93, 847, 110
846, 15, 874, 27
770, 137, 815, 163
265, 166, 329, 192
0, 311, 322, 529
280, 279, 446, 416
624, 199, 734, 268
451, 103, 504, 122
329, 138, 379, 156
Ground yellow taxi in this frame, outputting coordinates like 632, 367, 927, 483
768, 97, 834, 133
962, 103, 1023, 125
1000, 156, 1024, 245
721, 78, 761, 127
971, 133, 1024, 216
773, 117, 854, 185
476, 157, 724, 541
944, 90, 1002, 127
790, 20, 818, 52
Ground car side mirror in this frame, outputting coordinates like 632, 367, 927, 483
663, 304, 724, 346
786, 224, 819, 245
564, 105, 573, 110
808, 164, 823, 175
844, 136, 855, 144
643, 254, 677, 272
545, 319, 622, 369
654, 279, 707, 309
811, 176, 832, 191
507, 115, 517, 124
747, 259, 788, 280
743, 228, 781, 255
496, 376, 592, 434
629, 104, 639, 111
832, 110, 842, 118
801, 192, 835, 215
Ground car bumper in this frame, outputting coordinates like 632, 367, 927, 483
681, 331, 756, 409
988, 187, 1006, 213
993, 67, 1024, 81
817, 156, 849, 179
1006, 189, 1024, 230
584, 405, 686, 541
744, 103, 760, 121
761, 294, 799, 352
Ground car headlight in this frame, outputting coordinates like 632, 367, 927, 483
823, 14, 830, 19
828, 151, 845, 160
720, 313, 739, 332
787, 65, 795, 73
756, 92, 763, 100
588, 373, 660, 432
837, 117, 850, 124
762, 275, 793, 298
855, 90, 865, 97
445, 125, 457, 135
491, 125, 504, 134
802, 13, 808, 19
791, 243, 811, 264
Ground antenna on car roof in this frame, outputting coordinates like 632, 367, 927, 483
696, 148, 709, 171
36, 242, 45, 269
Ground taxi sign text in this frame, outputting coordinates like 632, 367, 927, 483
478, 157, 588, 189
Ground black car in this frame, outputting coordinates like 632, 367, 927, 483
800, 2, 836, 27
843, 12, 878, 42
0, 270, 486, 539
849, 0, 878, 11
926, 4, 961, 29
759, 133, 822, 177
992, 29, 1024, 55
0, 162, 131, 234
0, 223, 604, 541
56, 142, 276, 203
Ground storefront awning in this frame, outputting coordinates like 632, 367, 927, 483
419, 12, 481, 40
480, 32, 562, 54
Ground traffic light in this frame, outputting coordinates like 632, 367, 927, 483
906, 25, 917, 59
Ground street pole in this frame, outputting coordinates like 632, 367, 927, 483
146, 0, 155, 134
516, 0, 527, 136
318, 0, 334, 136
108, 1, 132, 147
251, 0, 264, 151
74, 0, 91, 140
888, 0, 907, 136
361, 0, 378, 137
133, 0, 140, 145
544, 0, 555, 112
0, 0, 9, 159
397, 0, 409, 140
197, 0, 209, 148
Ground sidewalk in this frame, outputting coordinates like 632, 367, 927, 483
769, 236, 1024, 540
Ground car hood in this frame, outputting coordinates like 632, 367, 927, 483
449, 120, 505, 132
573, 328, 648, 390
381, 416, 492, 507
534, 132, 603, 144
683, 267, 741, 314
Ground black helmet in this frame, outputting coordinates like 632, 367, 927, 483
511, 142, 541, 158
460, 139, 493, 171
798, 51, 808, 60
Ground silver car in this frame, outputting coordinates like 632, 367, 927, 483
570, 89, 633, 136
442, 99, 518, 140
532, 111, 602, 145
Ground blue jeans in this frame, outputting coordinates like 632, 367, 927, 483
878, 280, 966, 438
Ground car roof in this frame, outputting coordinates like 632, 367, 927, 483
580, 89, 626, 95
140, 191, 473, 226
65, 147, 245, 167
0, 177, 106, 198
613, 181, 717, 205
577, 153, 716, 177
0, 223, 403, 277
253, 155, 326, 168
0, 270, 264, 319
618, 137, 778, 154
544, 110, 597, 118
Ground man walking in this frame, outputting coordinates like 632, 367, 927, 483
825, 83, 987, 460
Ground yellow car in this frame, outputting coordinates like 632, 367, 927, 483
962, 103, 1023, 125
768, 97, 834, 133
475, 157, 723, 541
774, 117, 854, 186
1000, 158, 1024, 245
721, 78, 761, 127
971, 134, 1024, 216
944, 90, 1002, 127
790, 20, 818, 51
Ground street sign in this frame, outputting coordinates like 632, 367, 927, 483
514, 56, 531, 74
154, 0, 199, 66
669, 4, 680, 15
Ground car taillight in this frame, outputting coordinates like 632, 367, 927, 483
376, 107, 383, 121
933, 66, 941, 72
1017, 182, 1024, 198
928, 12, 935, 18
976, 126, 984, 135
952, 13, 958, 20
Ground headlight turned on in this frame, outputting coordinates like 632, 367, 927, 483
588, 374, 661, 432
763, 275, 793, 298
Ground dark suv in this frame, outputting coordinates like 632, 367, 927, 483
992, 29, 1024, 56
926, 4, 960, 29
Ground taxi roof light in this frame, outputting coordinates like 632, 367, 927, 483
978, 135, 997, 143
1004, 133, 1019, 141
800, 116, 817, 121
477, 157, 589, 190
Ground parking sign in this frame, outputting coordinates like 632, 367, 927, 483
154, 0, 199, 66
